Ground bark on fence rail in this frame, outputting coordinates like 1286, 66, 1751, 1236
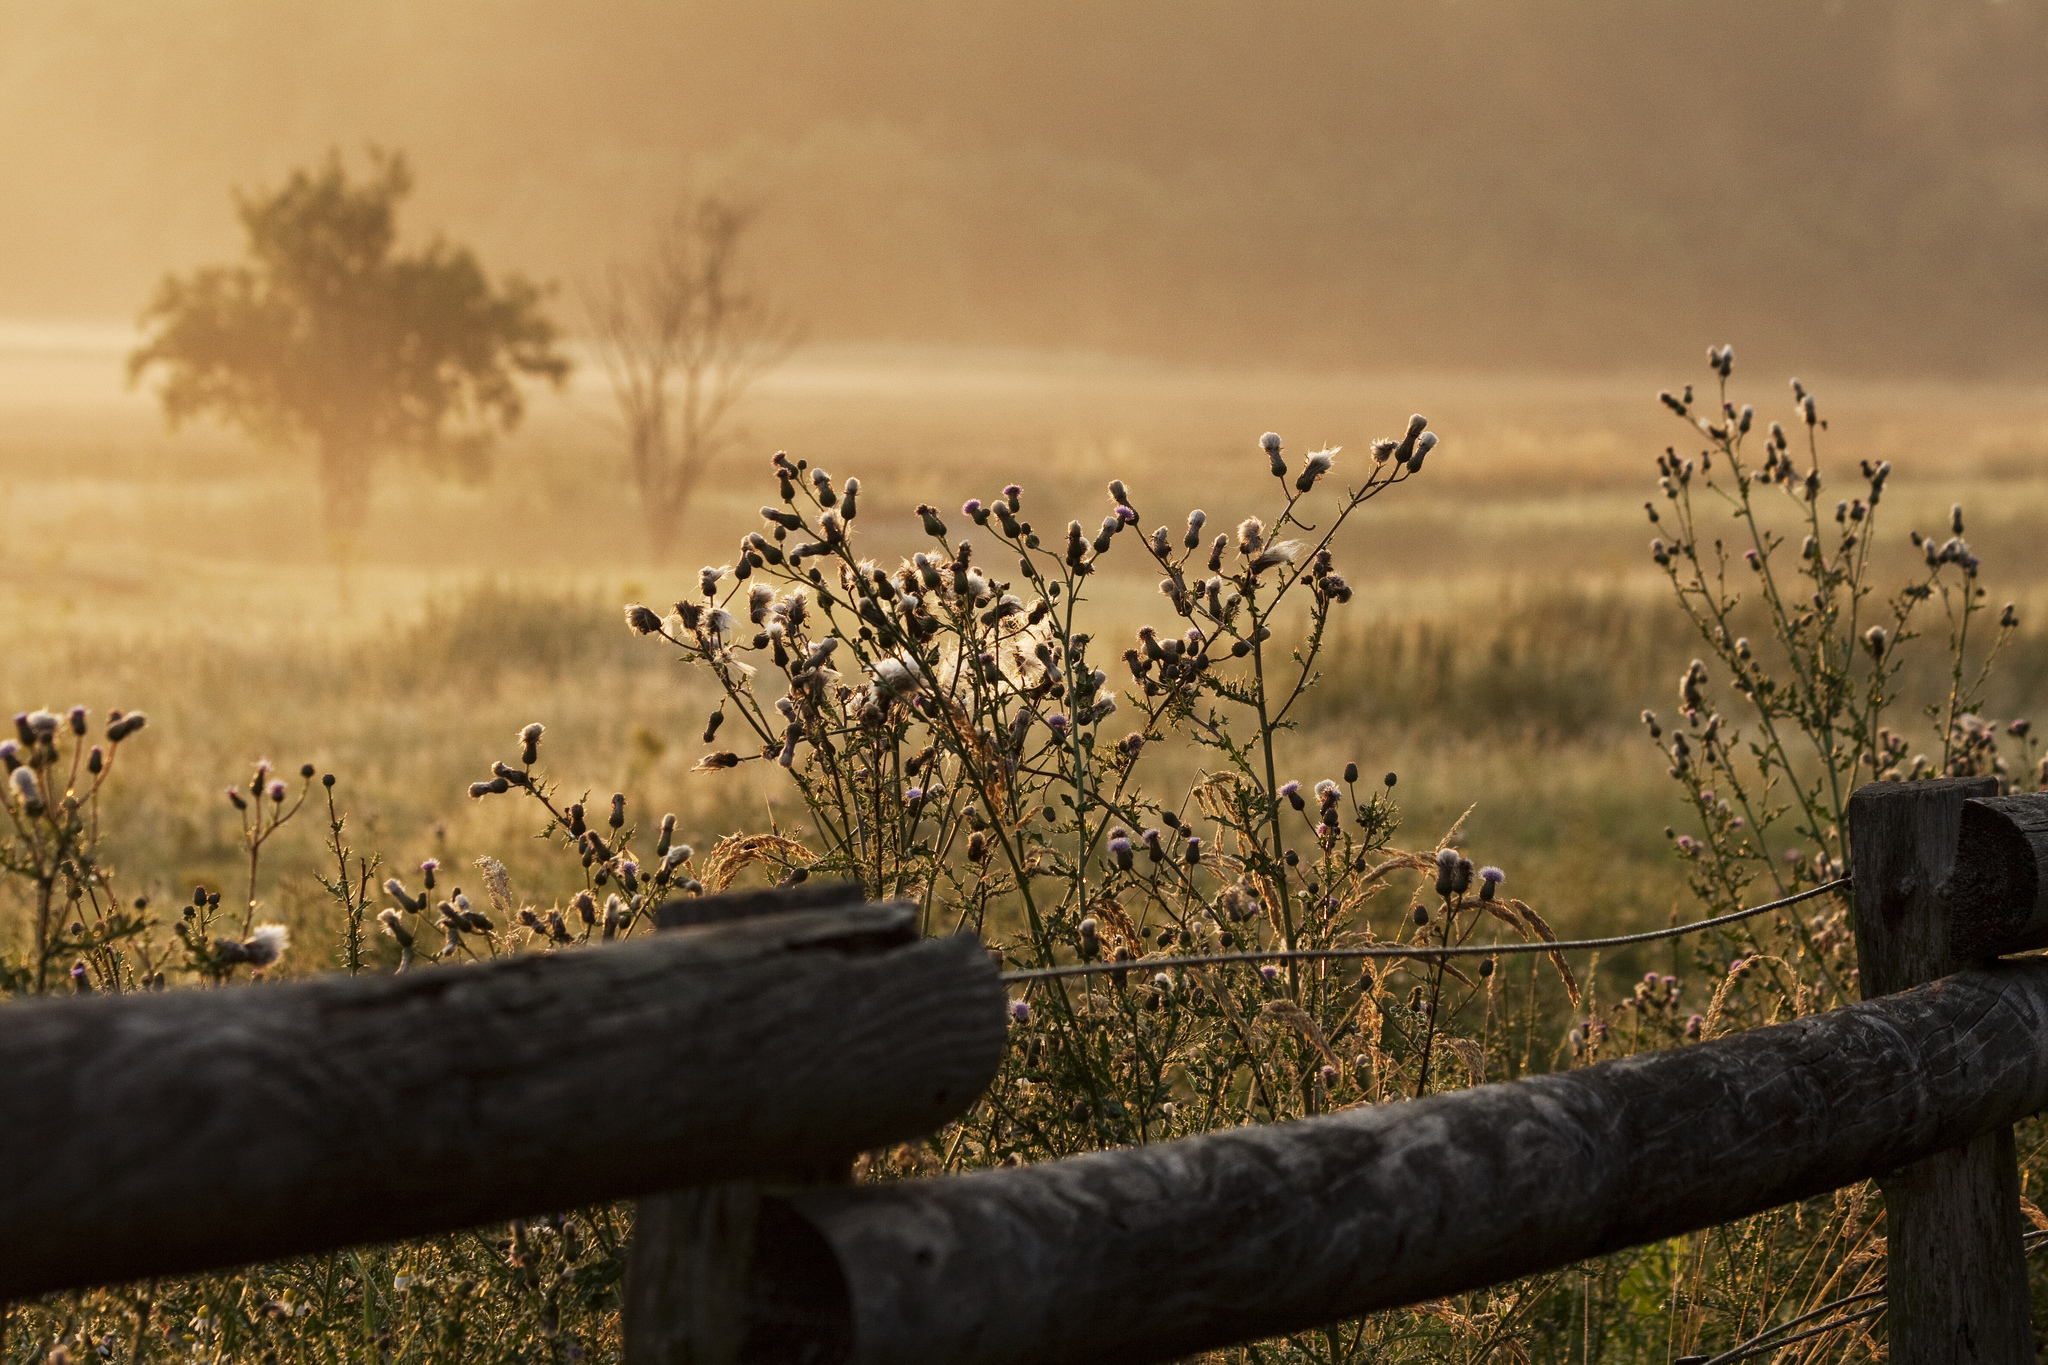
0, 894, 1006, 1299
712, 957, 2048, 1365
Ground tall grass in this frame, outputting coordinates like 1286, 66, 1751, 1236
5, 355, 2048, 1362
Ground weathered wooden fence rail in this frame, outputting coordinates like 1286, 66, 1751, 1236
0, 886, 1005, 1298
6, 779, 2048, 1365
739, 957, 2048, 1364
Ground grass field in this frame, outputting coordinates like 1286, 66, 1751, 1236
10, 330, 2048, 1361
3, 330, 2046, 971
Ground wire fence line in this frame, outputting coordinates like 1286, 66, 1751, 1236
1001, 878, 1852, 985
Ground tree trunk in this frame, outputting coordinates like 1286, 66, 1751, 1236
316, 429, 375, 543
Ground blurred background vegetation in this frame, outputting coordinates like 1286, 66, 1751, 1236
3, 0, 2048, 376
0, 0, 2041, 1086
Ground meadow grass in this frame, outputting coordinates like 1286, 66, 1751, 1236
5, 343, 2048, 1361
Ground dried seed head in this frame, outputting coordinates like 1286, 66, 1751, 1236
377, 908, 414, 949
243, 924, 290, 967
1408, 431, 1437, 473
1392, 414, 1428, 466
624, 604, 663, 634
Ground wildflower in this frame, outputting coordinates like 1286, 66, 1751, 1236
1433, 846, 1460, 897
1047, 713, 1071, 738
106, 710, 146, 742
693, 752, 742, 771
1295, 446, 1338, 493
377, 908, 414, 949
243, 924, 290, 968
873, 655, 926, 697
25, 710, 58, 737
1184, 508, 1207, 549
267, 779, 286, 803
1236, 517, 1265, 556
1479, 866, 1504, 901
1392, 414, 1428, 467
1279, 780, 1303, 810
624, 604, 663, 634
420, 858, 440, 891
1249, 539, 1302, 573
1078, 916, 1101, 957
1676, 835, 1696, 854
1009, 999, 1031, 1025
1864, 625, 1887, 658
9, 765, 42, 813
917, 503, 948, 538
1259, 964, 1280, 981
1185, 835, 1202, 865
1260, 431, 1285, 477
1108, 834, 1134, 871
1408, 431, 1438, 472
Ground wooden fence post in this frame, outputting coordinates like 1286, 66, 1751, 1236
1848, 775, 2031, 1364
622, 883, 876, 1365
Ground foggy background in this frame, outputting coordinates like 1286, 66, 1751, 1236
3, 0, 2045, 378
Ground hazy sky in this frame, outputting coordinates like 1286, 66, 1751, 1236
3, 0, 2044, 375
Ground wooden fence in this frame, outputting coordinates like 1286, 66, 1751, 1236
6, 778, 2048, 1364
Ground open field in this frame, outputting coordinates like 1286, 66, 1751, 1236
9, 331, 2048, 1361
2, 330, 2045, 976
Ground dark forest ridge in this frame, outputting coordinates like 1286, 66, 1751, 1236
0, 0, 2041, 375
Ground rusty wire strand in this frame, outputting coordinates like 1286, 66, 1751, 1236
1001, 878, 1851, 984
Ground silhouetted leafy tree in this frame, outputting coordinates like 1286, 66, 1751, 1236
129, 150, 569, 541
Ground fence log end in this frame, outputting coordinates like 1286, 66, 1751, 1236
1950, 791, 2048, 962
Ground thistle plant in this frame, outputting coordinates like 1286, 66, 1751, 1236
0, 706, 151, 994
587, 426, 1591, 1191
1643, 346, 2033, 1007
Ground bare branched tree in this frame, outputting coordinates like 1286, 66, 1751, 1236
585, 197, 801, 561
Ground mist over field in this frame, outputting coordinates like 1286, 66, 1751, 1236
5, 7, 2048, 1359
4, 0, 2048, 374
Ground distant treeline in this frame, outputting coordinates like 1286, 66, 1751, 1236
4, 0, 2044, 376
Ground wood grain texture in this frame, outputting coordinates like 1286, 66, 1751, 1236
1849, 777, 2031, 1364
628, 883, 865, 1365
719, 960, 2048, 1365
1949, 791, 2048, 961
1849, 775, 1997, 994
0, 901, 1006, 1299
